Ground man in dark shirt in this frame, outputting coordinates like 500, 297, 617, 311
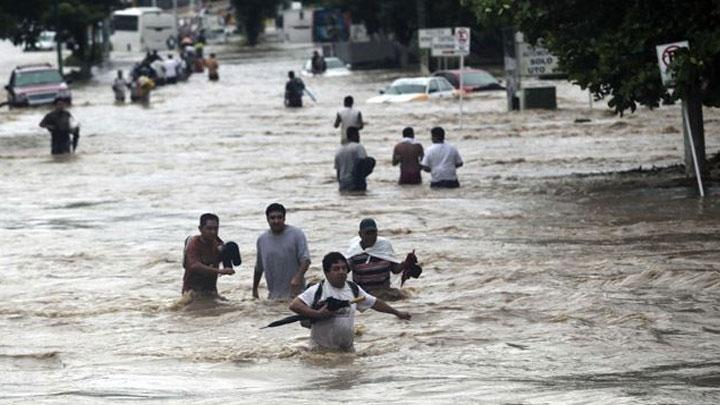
182, 213, 236, 297
284, 70, 305, 107
392, 127, 424, 185
39, 97, 77, 155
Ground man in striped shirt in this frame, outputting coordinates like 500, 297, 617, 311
346, 218, 404, 294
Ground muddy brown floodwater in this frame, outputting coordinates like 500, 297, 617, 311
1, 39, 720, 404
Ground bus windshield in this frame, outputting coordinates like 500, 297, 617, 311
113, 15, 139, 32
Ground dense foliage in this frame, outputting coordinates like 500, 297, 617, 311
0, 0, 119, 74
230, 0, 284, 46
463, 0, 720, 114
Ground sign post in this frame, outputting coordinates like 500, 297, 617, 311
656, 41, 703, 196
455, 27, 470, 129
419, 28, 452, 73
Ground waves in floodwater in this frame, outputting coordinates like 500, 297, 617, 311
1, 40, 720, 404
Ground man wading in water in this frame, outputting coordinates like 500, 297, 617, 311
284, 71, 305, 108
39, 97, 79, 155
182, 213, 238, 299
289, 251, 410, 352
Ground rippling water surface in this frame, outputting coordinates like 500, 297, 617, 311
1, 40, 720, 404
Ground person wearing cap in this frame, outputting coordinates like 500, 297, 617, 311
420, 126, 463, 188
289, 251, 410, 352
346, 218, 414, 298
39, 97, 78, 155
392, 127, 424, 185
253, 203, 311, 300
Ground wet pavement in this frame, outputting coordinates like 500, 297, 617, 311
1, 39, 720, 404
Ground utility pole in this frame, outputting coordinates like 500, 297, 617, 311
417, 0, 428, 74
54, 0, 64, 76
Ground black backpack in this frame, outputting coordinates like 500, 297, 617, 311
300, 280, 360, 328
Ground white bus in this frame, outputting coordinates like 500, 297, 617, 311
111, 7, 177, 53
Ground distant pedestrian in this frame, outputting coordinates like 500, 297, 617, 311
310, 50, 326, 75
284, 71, 305, 108
205, 53, 219, 81
253, 203, 311, 300
163, 54, 179, 84
334, 95, 364, 144
39, 97, 79, 155
334, 127, 375, 192
420, 127, 463, 188
392, 127, 424, 185
111, 70, 128, 102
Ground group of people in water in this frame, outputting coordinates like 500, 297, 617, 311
331, 95, 464, 191
183, 205, 419, 352
111, 38, 220, 105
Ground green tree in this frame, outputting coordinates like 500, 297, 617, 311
0, 0, 119, 77
463, 0, 720, 174
231, 0, 284, 46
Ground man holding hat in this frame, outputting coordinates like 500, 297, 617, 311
346, 218, 418, 297
39, 97, 79, 155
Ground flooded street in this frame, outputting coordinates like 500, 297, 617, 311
1, 40, 720, 404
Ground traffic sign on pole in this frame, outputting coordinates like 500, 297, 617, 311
656, 41, 689, 86
455, 27, 470, 56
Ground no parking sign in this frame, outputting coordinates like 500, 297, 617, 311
656, 41, 689, 86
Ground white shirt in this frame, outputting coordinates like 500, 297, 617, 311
421, 142, 463, 182
337, 107, 362, 144
163, 58, 179, 78
299, 281, 376, 351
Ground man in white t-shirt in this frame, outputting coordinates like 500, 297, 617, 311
334, 95, 364, 144
420, 126, 464, 188
163, 54, 179, 84
289, 251, 410, 351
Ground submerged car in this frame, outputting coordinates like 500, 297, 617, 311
5, 64, 71, 107
432, 68, 504, 92
35, 31, 57, 51
301, 57, 351, 77
366, 76, 456, 103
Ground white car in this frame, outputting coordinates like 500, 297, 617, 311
301, 57, 351, 77
366, 77, 456, 103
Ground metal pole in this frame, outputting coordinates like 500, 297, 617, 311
682, 100, 705, 197
54, 0, 63, 76
459, 54, 464, 129
172, 0, 178, 43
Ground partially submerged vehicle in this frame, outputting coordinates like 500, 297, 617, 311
432, 68, 504, 93
366, 76, 456, 103
5, 64, 71, 107
301, 57, 351, 77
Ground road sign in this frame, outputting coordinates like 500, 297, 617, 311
431, 35, 458, 57
419, 28, 452, 49
656, 41, 689, 86
455, 27, 470, 55
517, 42, 559, 76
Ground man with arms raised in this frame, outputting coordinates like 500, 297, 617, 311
182, 213, 236, 298
254, 203, 311, 300
289, 251, 410, 352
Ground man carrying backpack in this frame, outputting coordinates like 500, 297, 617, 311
289, 251, 410, 352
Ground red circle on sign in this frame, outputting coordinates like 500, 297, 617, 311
661, 45, 681, 67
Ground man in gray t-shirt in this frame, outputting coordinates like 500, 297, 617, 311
254, 203, 311, 300
334, 127, 371, 191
